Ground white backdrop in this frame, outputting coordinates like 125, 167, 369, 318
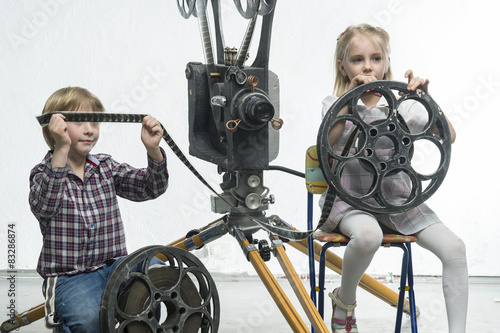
0, 0, 498, 277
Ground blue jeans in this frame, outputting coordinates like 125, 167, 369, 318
44, 257, 163, 333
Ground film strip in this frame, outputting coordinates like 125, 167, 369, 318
36, 112, 312, 241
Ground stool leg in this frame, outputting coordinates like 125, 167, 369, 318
393, 243, 409, 333
407, 243, 418, 332
318, 242, 336, 319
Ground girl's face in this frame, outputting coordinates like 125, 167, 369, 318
67, 102, 100, 159
339, 34, 388, 82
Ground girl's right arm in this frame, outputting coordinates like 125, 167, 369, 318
328, 104, 348, 147
328, 74, 379, 147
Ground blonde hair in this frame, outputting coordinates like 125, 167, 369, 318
333, 24, 392, 96
42, 87, 105, 150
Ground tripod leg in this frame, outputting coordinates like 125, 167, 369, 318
166, 217, 228, 250
233, 229, 310, 333
1, 304, 45, 332
272, 237, 329, 333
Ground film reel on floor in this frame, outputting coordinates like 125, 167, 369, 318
316, 80, 452, 214
99, 245, 219, 333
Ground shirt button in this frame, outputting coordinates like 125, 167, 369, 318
90, 223, 94, 228
88, 256, 92, 261
55, 173, 60, 178
85, 205, 89, 210
89, 240, 94, 245
48, 171, 52, 176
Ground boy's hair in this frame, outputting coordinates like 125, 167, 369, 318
42, 87, 105, 150
333, 23, 393, 97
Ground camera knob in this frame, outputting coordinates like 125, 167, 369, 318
247, 75, 259, 92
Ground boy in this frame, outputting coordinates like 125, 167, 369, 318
29, 86, 169, 332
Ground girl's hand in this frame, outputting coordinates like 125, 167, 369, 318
48, 113, 71, 149
141, 115, 164, 161
349, 74, 378, 89
350, 74, 382, 97
404, 70, 456, 142
405, 70, 430, 93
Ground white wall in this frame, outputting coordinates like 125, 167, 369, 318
0, 0, 498, 277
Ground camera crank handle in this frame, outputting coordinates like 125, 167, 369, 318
271, 117, 283, 130
226, 118, 241, 132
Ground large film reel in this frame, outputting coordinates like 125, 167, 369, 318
317, 80, 451, 214
100, 246, 219, 333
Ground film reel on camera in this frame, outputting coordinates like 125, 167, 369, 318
316, 80, 452, 214
99, 245, 219, 333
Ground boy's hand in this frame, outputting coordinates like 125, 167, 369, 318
49, 113, 71, 149
48, 113, 71, 167
141, 115, 164, 161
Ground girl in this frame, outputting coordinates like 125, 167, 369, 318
317, 24, 468, 333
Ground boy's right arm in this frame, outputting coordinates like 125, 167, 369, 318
29, 161, 69, 219
48, 113, 71, 167
29, 114, 71, 218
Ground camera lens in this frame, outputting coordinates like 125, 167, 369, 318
246, 95, 274, 124
233, 91, 275, 130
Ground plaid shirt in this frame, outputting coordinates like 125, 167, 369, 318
29, 149, 169, 277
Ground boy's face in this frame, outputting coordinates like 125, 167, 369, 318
339, 34, 388, 82
67, 102, 100, 159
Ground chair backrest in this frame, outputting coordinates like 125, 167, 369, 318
305, 146, 328, 194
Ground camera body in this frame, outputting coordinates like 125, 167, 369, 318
186, 62, 280, 172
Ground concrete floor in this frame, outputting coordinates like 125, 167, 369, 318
1, 270, 499, 332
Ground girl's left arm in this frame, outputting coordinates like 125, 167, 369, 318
442, 114, 456, 143
405, 70, 456, 143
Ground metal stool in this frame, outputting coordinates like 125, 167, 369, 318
313, 231, 417, 332
305, 145, 418, 332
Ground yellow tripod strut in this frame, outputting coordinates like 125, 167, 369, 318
272, 236, 329, 333
238, 237, 310, 333
0, 304, 45, 332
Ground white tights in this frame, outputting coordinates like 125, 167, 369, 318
335, 210, 468, 332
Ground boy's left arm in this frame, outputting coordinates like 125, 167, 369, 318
111, 150, 169, 202
111, 115, 168, 201
141, 115, 164, 162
